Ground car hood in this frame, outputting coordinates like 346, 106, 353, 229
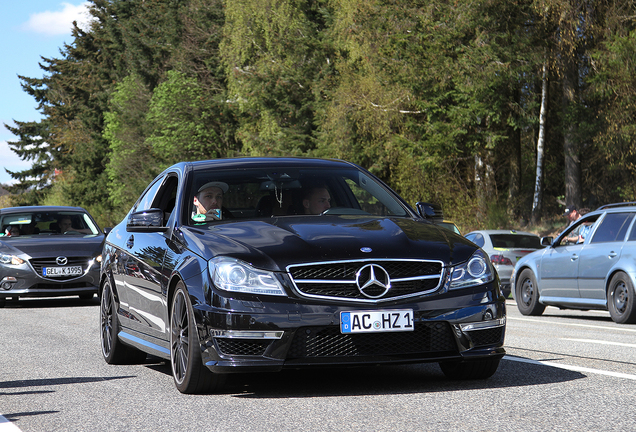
180, 216, 477, 271
0, 235, 105, 259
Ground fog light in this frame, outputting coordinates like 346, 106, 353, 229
1, 277, 16, 290
459, 317, 506, 332
484, 310, 494, 320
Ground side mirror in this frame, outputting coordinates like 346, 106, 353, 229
127, 208, 168, 232
103, 227, 112, 235
415, 202, 443, 221
540, 236, 553, 247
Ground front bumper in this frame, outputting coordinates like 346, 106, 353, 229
195, 284, 506, 373
0, 264, 100, 299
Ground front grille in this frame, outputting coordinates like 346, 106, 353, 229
29, 257, 91, 281
290, 261, 441, 280
215, 339, 270, 356
467, 327, 505, 347
288, 260, 444, 302
287, 322, 457, 359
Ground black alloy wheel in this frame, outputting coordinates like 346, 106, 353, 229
100, 279, 146, 364
170, 281, 225, 394
608, 272, 636, 324
515, 269, 545, 316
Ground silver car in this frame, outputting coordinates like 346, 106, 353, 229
0, 206, 104, 307
465, 230, 543, 297
512, 203, 636, 324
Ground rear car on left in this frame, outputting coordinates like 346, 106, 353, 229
0, 206, 104, 307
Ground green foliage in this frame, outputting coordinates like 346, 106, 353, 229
588, 27, 636, 202
222, 0, 331, 155
147, 70, 232, 164
4, 0, 636, 229
103, 74, 158, 220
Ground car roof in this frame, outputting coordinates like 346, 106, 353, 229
0, 205, 89, 214
589, 203, 636, 215
171, 157, 359, 172
465, 230, 538, 236
597, 202, 636, 211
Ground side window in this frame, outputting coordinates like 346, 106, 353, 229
591, 213, 635, 243
556, 214, 600, 246
616, 213, 635, 241
466, 233, 485, 247
152, 175, 179, 223
134, 176, 165, 212
628, 215, 636, 241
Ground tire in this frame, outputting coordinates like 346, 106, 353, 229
515, 269, 545, 316
170, 281, 225, 394
100, 279, 147, 364
607, 272, 636, 324
439, 357, 501, 380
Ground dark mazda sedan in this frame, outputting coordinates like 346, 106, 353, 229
0, 206, 104, 307
100, 157, 506, 393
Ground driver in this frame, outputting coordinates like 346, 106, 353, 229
192, 181, 229, 222
58, 216, 73, 233
57, 216, 91, 234
302, 187, 331, 215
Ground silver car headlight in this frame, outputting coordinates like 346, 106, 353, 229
0, 253, 25, 266
449, 249, 495, 289
209, 257, 286, 296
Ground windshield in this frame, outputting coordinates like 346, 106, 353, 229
187, 166, 409, 224
0, 211, 100, 237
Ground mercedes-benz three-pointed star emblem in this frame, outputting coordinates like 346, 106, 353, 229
356, 264, 391, 299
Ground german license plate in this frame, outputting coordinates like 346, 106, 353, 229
43, 266, 82, 277
340, 310, 414, 334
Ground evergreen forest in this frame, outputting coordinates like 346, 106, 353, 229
5, 0, 636, 231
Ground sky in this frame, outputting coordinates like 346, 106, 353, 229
1, 1, 93, 186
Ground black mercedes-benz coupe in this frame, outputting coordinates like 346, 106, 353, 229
0, 206, 104, 307
100, 157, 506, 393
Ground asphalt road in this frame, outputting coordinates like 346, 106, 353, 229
1, 297, 635, 432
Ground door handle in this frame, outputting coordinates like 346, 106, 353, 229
571, 254, 579, 261
126, 235, 134, 249
608, 251, 618, 258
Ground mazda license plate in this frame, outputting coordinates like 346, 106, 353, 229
340, 310, 414, 334
43, 266, 82, 277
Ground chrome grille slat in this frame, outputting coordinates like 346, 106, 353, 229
287, 259, 444, 303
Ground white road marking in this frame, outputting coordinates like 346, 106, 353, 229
561, 338, 636, 348
505, 355, 636, 380
507, 316, 636, 333
0, 416, 22, 432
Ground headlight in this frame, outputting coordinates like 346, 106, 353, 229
0, 254, 25, 265
209, 257, 286, 296
449, 249, 495, 289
